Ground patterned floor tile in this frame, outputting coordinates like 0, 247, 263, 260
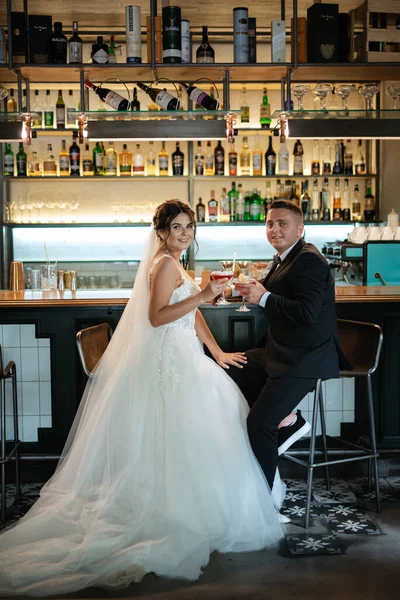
284, 491, 310, 504
313, 478, 350, 491
313, 489, 358, 505
324, 511, 382, 535
285, 533, 344, 556
386, 477, 400, 489
282, 478, 307, 491
356, 488, 400, 504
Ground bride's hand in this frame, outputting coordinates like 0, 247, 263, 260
213, 350, 248, 370
200, 279, 230, 303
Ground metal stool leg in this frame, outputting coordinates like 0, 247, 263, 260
305, 380, 321, 528
12, 370, 21, 502
366, 374, 380, 513
1, 378, 6, 524
318, 384, 330, 491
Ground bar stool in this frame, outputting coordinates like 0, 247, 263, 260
0, 345, 21, 524
76, 323, 113, 377
283, 318, 383, 528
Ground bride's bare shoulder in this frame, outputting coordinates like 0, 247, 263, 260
150, 254, 179, 282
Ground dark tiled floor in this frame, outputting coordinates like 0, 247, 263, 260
1, 478, 400, 599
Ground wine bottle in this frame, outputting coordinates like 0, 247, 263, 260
214, 140, 225, 175
196, 26, 215, 63
85, 81, 130, 111
70, 131, 81, 177
179, 82, 219, 111
50, 22, 67, 64
131, 87, 140, 111
265, 136, 276, 175
172, 142, 184, 176
69, 21, 82, 63
137, 82, 180, 111
56, 90, 65, 129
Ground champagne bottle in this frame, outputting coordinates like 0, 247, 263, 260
137, 82, 180, 111
179, 82, 219, 111
85, 81, 130, 111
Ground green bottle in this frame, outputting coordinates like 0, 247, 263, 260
250, 188, 262, 221
4, 143, 14, 176
244, 191, 251, 221
44, 90, 54, 128
16, 142, 27, 177
228, 181, 238, 222
93, 141, 104, 176
260, 87, 271, 129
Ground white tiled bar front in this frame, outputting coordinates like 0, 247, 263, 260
0, 323, 354, 443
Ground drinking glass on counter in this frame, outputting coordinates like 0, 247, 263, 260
211, 261, 234, 306
40, 264, 57, 290
234, 261, 253, 312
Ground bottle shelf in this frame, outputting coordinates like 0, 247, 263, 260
3, 174, 376, 182
2, 63, 400, 84
273, 109, 400, 119
7, 220, 380, 228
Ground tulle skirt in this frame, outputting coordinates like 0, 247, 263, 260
0, 326, 284, 597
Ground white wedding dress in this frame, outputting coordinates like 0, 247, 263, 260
0, 240, 284, 597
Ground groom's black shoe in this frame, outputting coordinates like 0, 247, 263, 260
278, 410, 311, 456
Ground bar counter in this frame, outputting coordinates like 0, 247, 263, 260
1, 285, 400, 475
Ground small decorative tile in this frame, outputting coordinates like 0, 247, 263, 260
324, 512, 382, 535
285, 533, 344, 556
357, 488, 400, 504
314, 478, 350, 491
313, 489, 358, 505
281, 503, 320, 520
282, 478, 307, 491
284, 491, 309, 504
324, 504, 365, 519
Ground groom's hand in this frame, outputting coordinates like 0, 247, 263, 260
234, 280, 266, 305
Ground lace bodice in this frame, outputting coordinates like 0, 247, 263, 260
150, 254, 201, 330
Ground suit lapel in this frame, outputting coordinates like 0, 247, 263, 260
263, 238, 306, 288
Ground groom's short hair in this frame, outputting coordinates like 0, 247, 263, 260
268, 200, 303, 223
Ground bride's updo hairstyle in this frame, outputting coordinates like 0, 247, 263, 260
153, 199, 197, 252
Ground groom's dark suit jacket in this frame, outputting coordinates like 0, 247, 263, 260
261, 238, 348, 380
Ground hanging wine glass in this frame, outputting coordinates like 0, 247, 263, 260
358, 83, 380, 111
292, 84, 310, 111
313, 83, 333, 111
387, 84, 400, 110
336, 84, 356, 111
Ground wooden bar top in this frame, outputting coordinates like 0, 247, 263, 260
0, 286, 400, 307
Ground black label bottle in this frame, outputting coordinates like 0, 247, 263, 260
162, 5, 182, 63
131, 87, 140, 111
214, 141, 225, 175
265, 136, 276, 175
92, 36, 109, 64
172, 142, 184, 176
50, 22, 67, 64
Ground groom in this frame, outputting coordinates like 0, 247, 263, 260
231, 199, 343, 493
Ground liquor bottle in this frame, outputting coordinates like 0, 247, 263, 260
252, 134, 262, 176
323, 140, 331, 174
66, 90, 76, 128
278, 139, 289, 175
137, 82, 179, 111
59, 139, 70, 176
321, 178, 330, 220
364, 180, 375, 221
240, 87, 250, 124
236, 184, 245, 221
264, 180, 273, 215
82, 143, 94, 176
158, 141, 169, 176
172, 142, 184, 176
333, 178, 342, 220
240, 136, 251, 176
146, 142, 156, 176
93, 141, 104, 176
105, 142, 117, 176
265, 136, 276, 175
208, 190, 218, 222
179, 82, 219, 111
108, 35, 117, 63
44, 90, 54, 128
205, 141, 214, 175
31, 91, 43, 128
250, 188, 262, 221
162, 5, 181, 63
333, 141, 342, 174
21, 89, 27, 113
43, 144, 57, 176
260, 87, 271, 129
196, 197, 206, 222
228, 143, 238, 176
133, 144, 145, 175
117, 144, 132, 176
69, 21, 82, 63
311, 140, 320, 175
274, 179, 282, 201
7, 89, 17, 112
4, 143, 14, 176
85, 81, 130, 111
220, 188, 230, 222
293, 139, 304, 176
16, 143, 27, 177
70, 132, 81, 176
228, 182, 238, 221
352, 184, 362, 221
344, 140, 353, 175
181, 19, 191, 63
56, 90, 65, 129
355, 140, 366, 175
244, 190, 251, 220
284, 179, 292, 199
300, 181, 311, 220
92, 36, 109, 64
131, 87, 140, 111
28, 151, 42, 177
195, 141, 204, 176
233, 7, 249, 63
214, 140, 225, 176
342, 178, 351, 220
50, 22, 67, 64
290, 181, 299, 206
311, 179, 320, 220
196, 26, 215, 63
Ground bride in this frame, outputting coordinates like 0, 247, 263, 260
0, 199, 284, 597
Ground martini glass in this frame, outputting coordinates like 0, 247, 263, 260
313, 83, 333, 111
358, 83, 380, 111
210, 266, 233, 305
336, 84, 356, 111
292, 84, 310, 111
387, 84, 400, 109
234, 261, 253, 312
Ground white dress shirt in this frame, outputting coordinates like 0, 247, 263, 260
259, 241, 299, 308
